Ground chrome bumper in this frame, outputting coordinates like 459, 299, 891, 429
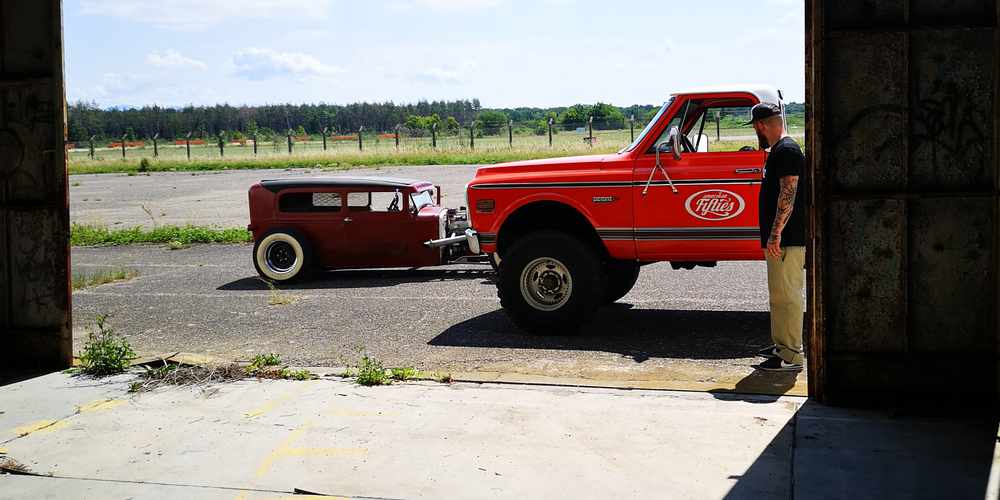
424, 228, 481, 254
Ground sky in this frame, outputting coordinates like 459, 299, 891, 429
64, 0, 805, 109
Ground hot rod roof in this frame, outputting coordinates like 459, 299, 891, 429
260, 177, 432, 192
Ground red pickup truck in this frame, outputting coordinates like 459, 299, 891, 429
454, 86, 787, 334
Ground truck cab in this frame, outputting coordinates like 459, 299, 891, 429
464, 86, 786, 334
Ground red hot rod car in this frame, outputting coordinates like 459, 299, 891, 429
247, 177, 475, 282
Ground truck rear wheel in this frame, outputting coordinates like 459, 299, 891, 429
498, 231, 605, 335
604, 260, 640, 304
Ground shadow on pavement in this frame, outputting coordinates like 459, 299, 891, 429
429, 306, 772, 361
218, 268, 496, 291
723, 399, 999, 499
709, 370, 801, 403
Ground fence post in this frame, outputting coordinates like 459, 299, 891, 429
218, 131, 225, 157
252, 132, 258, 155
358, 126, 364, 151
629, 115, 635, 142
587, 116, 594, 148
120, 133, 127, 159
548, 118, 553, 147
508, 120, 513, 148
322, 127, 328, 151
153, 133, 159, 158
185, 132, 192, 160
431, 122, 437, 148
88, 135, 95, 159
395, 124, 400, 149
469, 122, 474, 150
287, 129, 293, 155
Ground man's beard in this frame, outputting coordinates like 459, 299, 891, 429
757, 131, 770, 150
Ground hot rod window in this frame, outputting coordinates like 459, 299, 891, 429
278, 192, 342, 213
347, 191, 405, 212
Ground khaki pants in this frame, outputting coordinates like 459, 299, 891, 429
765, 246, 805, 365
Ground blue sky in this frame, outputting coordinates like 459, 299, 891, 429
65, 0, 805, 109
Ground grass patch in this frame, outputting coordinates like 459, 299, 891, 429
167, 240, 187, 250
67, 147, 623, 175
356, 355, 389, 386
390, 367, 417, 381
79, 314, 136, 376
263, 280, 297, 306
72, 268, 138, 290
71, 223, 251, 247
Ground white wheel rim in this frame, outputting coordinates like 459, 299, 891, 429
255, 233, 304, 280
519, 257, 573, 311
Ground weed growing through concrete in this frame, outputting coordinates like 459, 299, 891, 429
131, 362, 247, 393
79, 314, 136, 376
0, 457, 32, 475
262, 280, 297, 306
436, 373, 454, 384
71, 268, 139, 290
167, 240, 186, 250
247, 353, 282, 375
390, 367, 417, 381
356, 355, 390, 386
280, 369, 315, 381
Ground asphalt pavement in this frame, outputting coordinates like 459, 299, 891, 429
70, 165, 803, 394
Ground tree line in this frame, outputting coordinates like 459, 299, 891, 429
67, 99, 804, 143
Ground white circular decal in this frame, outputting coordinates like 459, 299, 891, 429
685, 189, 746, 221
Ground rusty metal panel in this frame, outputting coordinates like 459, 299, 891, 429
826, 32, 908, 192
911, 0, 997, 26
910, 29, 995, 191
825, 0, 905, 30
827, 199, 907, 353
909, 198, 994, 352
8, 209, 69, 330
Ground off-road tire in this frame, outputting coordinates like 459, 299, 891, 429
252, 228, 313, 283
498, 231, 606, 335
604, 260, 640, 304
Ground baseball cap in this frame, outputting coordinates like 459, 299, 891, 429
744, 102, 782, 125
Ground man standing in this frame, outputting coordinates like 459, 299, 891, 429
748, 103, 807, 372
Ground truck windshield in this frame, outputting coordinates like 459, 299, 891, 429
620, 97, 674, 153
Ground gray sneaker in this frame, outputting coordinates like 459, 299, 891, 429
755, 356, 802, 372
755, 344, 778, 358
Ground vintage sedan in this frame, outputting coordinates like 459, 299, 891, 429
247, 177, 478, 282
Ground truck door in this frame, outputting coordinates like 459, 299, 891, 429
633, 97, 766, 261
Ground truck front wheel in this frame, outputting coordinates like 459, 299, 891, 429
498, 231, 605, 334
604, 260, 640, 304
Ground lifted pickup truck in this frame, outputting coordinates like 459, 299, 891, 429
461, 86, 786, 334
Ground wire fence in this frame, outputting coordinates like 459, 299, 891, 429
67, 118, 805, 163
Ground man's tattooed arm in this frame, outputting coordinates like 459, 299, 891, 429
769, 176, 800, 243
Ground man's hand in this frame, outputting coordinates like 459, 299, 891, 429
767, 233, 782, 259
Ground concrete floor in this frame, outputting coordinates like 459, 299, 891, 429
0, 372, 996, 500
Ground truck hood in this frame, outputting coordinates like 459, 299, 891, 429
471, 153, 622, 184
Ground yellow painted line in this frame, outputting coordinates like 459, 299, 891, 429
255, 422, 367, 478
326, 408, 392, 418
77, 399, 125, 413
0, 447, 7, 454
13, 419, 69, 437
244, 384, 310, 419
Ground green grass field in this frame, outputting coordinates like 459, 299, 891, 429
69, 126, 804, 175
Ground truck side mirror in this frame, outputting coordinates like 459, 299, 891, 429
670, 126, 683, 161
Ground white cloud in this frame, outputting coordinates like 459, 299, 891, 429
146, 50, 207, 70
388, 0, 501, 11
230, 48, 343, 80
413, 66, 464, 84
79, 0, 334, 31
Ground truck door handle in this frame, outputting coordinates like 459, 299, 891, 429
344, 217, 353, 223
736, 168, 762, 174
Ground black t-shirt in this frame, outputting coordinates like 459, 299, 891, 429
758, 137, 806, 248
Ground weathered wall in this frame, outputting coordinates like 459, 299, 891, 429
0, 0, 72, 369
808, 0, 1000, 405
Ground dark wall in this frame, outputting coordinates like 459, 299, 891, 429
809, 0, 1000, 406
0, 0, 72, 369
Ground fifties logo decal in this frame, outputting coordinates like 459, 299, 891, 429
685, 189, 746, 221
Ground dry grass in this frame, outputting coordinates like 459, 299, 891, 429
0, 457, 32, 475
129, 362, 247, 393
71, 268, 139, 290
